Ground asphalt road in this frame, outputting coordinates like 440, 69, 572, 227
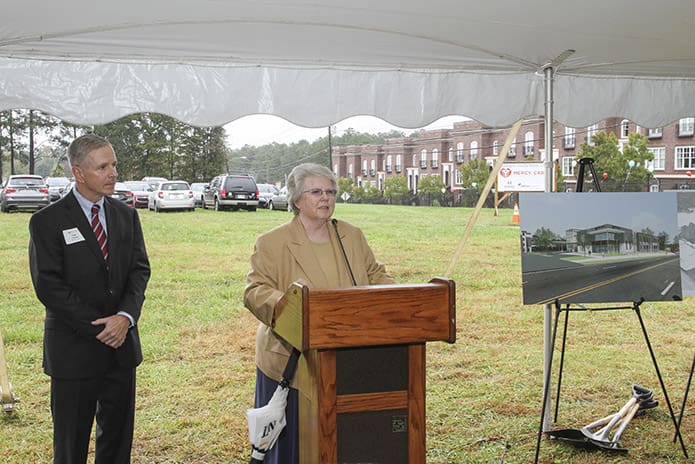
522, 254, 682, 305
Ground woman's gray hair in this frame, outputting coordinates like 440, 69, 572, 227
68, 134, 112, 168
286, 163, 337, 215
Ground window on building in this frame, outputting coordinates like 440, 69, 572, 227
396, 155, 402, 173
448, 147, 453, 162
676, 146, 695, 169
562, 157, 575, 177
470, 141, 478, 160
621, 120, 630, 137
431, 149, 439, 168
455, 168, 462, 185
333, 163, 338, 176
493, 140, 499, 155
420, 149, 427, 168
386, 155, 393, 172
586, 124, 598, 145
564, 127, 576, 149
679, 117, 695, 137
648, 127, 663, 138
524, 131, 534, 156
456, 142, 464, 163
348, 163, 353, 177
507, 141, 516, 158
370, 159, 376, 176
647, 147, 665, 170
362, 160, 368, 176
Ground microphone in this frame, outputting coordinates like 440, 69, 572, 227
331, 219, 357, 286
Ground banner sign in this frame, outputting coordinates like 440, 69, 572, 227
497, 162, 545, 192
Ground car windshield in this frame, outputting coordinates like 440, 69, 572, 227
224, 177, 256, 190
11, 177, 44, 187
162, 183, 189, 191
125, 181, 150, 190
46, 177, 70, 187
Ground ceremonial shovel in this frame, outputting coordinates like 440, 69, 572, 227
549, 384, 657, 452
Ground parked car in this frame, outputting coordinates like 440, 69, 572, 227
268, 186, 291, 211
1, 174, 50, 212
189, 182, 207, 207
142, 176, 168, 191
60, 181, 75, 198
203, 173, 259, 211
111, 182, 135, 207
148, 180, 195, 212
44, 176, 71, 201
256, 183, 279, 208
123, 180, 152, 208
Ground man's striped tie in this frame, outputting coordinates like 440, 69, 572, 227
91, 204, 108, 262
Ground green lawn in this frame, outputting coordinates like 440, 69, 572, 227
0, 204, 692, 463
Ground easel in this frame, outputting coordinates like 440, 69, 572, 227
675, 353, 694, 443
533, 158, 689, 461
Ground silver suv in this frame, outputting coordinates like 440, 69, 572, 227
203, 174, 259, 211
1, 174, 50, 212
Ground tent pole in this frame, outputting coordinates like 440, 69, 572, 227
542, 64, 555, 433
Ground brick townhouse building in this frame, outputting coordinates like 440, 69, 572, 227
331, 116, 695, 193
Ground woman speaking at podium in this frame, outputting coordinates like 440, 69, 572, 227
244, 163, 394, 464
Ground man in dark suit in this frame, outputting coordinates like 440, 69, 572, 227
29, 134, 150, 464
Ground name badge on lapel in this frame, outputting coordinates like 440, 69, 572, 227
62, 227, 85, 245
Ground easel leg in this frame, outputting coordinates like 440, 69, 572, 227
634, 306, 689, 458
553, 306, 569, 422
534, 302, 561, 464
674, 353, 694, 443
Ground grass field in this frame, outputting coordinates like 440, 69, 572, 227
0, 204, 692, 463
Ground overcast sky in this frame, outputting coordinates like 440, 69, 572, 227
223, 115, 469, 149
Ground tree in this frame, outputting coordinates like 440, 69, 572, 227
532, 227, 560, 251
417, 174, 446, 205
352, 182, 381, 202
459, 158, 490, 192
383, 174, 408, 203
0, 110, 27, 176
94, 113, 228, 181
337, 177, 354, 197
577, 131, 653, 191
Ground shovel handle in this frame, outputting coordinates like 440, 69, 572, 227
584, 412, 619, 430
611, 401, 641, 445
604, 397, 637, 430
585, 397, 637, 442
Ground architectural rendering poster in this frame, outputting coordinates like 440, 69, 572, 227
677, 191, 695, 296
519, 192, 682, 305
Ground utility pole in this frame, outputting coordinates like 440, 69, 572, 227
327, 125, 333, 167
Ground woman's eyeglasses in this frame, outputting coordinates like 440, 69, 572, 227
302, 188, 338, 198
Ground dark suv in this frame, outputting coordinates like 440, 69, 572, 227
203, 174, 259, 211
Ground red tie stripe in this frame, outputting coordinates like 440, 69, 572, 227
91, 204, 108, 262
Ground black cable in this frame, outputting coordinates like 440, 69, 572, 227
331, 218, 357, 286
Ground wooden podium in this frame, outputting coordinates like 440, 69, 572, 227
273, 277, 456, 464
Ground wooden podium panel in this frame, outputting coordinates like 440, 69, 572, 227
274, 278, 455, 464
274, 277, 455, 351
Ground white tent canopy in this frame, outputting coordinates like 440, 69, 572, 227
2, 0, 695, 128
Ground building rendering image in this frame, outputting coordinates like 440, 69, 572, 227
517, 192, 682, 305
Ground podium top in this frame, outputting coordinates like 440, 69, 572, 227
273, 277, 456, 351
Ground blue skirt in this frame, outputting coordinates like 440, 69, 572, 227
253, 368, 299, 464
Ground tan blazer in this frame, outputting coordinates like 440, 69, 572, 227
244, 216, 394, 387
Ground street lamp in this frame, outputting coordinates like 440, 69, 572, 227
646, 163, 655, 192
